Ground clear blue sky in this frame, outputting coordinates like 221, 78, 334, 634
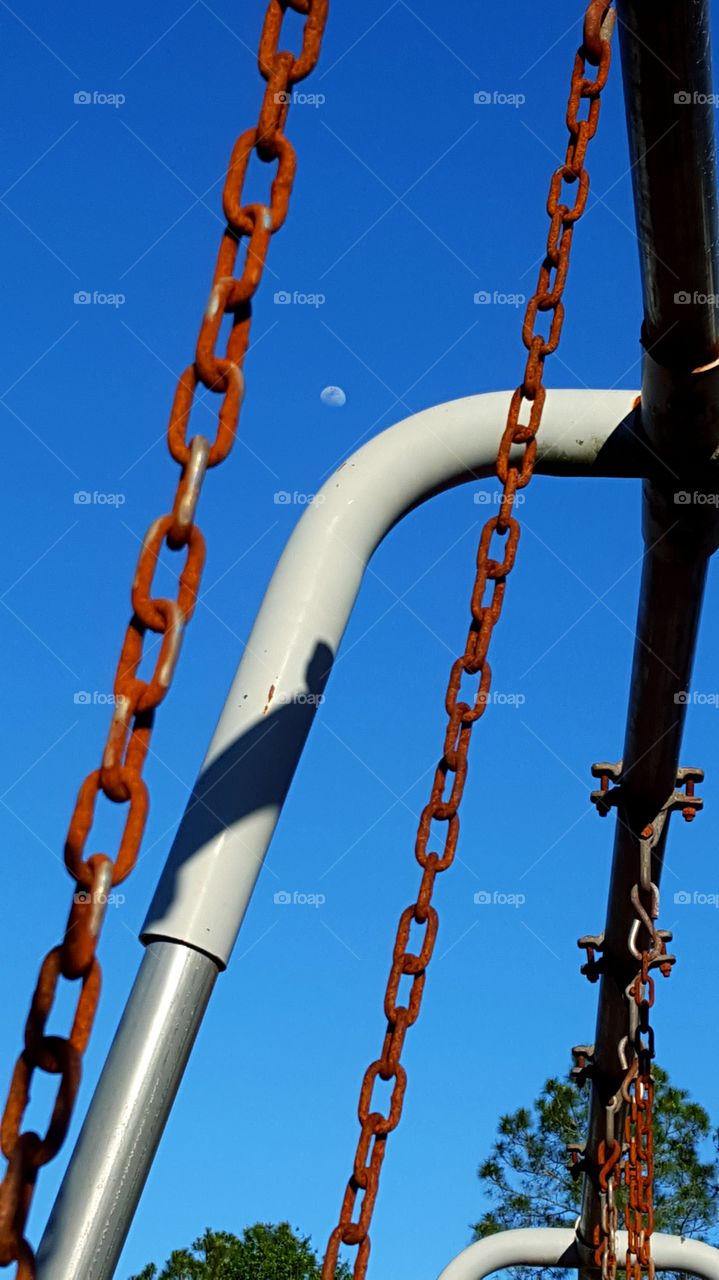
2, 2, 719, 1277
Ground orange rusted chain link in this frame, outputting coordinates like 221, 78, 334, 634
590, 821, 672, 1280
623, 953, 665, 1280
0, 0, 330, 1272
321, 6, 615, 1278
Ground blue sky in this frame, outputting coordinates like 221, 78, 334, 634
1, 1, 719, 1277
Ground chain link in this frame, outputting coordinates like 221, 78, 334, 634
321, 7, 615, 1277
0, 1, 329, 1271
622, 825, 672, 1280
591, 824, 674, 1280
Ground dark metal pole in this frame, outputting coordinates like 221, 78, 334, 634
616, 0, 719, 367
578, 0, 719, 1259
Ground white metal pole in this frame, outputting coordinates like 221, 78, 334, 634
142, 388, 640, 967
37, 389, 641, 1280
437, 1229, 719, 1280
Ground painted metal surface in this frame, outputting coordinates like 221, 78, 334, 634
142, 388, 640, 968
37, 387, 640, 1280
36, 943, 217, 1280
438, 1229, 719, 1280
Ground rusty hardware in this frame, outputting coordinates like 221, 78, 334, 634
321, 8, 615, 1279
581, 775, 703, 1280
621, 885, 662, 1280
590, 761, 703, 822
571, 1044, 595, 1088
578, 932, 605, 983
0, 2, 330, 1273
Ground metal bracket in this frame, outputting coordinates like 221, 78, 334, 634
577, 933, 605, 983
567, 1143, 588, 1180
570, 1044, 595, 1087
590, 759, 703, 822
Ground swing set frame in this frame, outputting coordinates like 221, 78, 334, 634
33, 1, 719, 1276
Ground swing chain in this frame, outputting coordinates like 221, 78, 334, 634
0, 1, 330, 1274
321, 7, 615, 1279
590, 819, 677, 1280
622, 826, 671, 1280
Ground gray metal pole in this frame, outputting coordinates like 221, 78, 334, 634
578, 0, 719, 1256
35, 390, 642, 1279
35, 943, 218, 1280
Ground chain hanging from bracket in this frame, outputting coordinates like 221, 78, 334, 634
574, 763, 703, 1280
321, 6, 616, 1278
0, 3, 329, 1275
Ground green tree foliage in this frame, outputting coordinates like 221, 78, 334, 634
129, 1222, 351, 1280
473, 1066, 719, 1279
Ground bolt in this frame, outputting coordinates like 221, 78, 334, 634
683, 778, 697, 822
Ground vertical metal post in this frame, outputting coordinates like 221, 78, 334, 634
616, 0, 719, 366
578, 0, 719, 1256
36, 944, 218, 1280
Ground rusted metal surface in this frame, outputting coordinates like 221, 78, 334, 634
616, 0, 719, 367
578, 768, 705, 1280
577, 5, 719, 1260
577, 761, 705, 1280
320, 9, 615, 1278
576, 552, 713, 1275
0, 1, 330, 1272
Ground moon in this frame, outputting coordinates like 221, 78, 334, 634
320, 385, 347, 408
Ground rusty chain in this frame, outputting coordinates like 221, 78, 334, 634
621, 826, 674, 1280
585, 822, 675, 1280
321, 6, 615, 1277
0, 2, 329, 1273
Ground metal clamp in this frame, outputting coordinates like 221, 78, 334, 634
578, 933, 605, 983
571, 1043, 595, 1087
590, 760, 704, 823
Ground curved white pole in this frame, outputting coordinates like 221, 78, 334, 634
38, 388, 640, 1280
438, 1229, 719, 1280
142, 388, 639, 966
